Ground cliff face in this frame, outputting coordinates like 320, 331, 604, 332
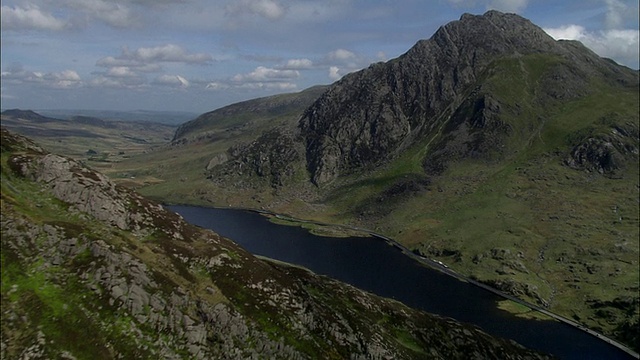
299, 11, 637, 184
0, 127, 551, 359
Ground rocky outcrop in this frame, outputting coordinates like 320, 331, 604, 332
207, 128, 304, 188
8, 151, 188, 239
564, 120, 639, 175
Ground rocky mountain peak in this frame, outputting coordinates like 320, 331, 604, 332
442, 11, 560, 56
299, 10, 634, 185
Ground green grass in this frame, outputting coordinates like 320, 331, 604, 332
2, 150, 175, 359
393, 328, 427, 355
496, 300, 554, 321
1, 248, 151, 359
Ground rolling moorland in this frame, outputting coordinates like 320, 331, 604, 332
1, 10, 638, 356
0, 109, 175, 180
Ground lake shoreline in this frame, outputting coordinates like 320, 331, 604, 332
167, 203, 639, 359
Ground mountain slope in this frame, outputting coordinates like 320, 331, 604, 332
173, 85, 327, 143
108, 10, 639, 352
297, 12, 639, 350
299, 10, 636, 185
1, 128, 553, 359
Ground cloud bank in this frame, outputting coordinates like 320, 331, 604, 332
1, 5, 68, 31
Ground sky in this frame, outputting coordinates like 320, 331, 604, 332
1, 0, 639, 114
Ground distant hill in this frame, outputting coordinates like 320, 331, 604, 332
0, 109, 175, 173
1, 109, 60, 123
111, 11, 639, 352
35, 109, 198, 125
172, 85, 328, 142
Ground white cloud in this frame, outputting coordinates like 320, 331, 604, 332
544, 25, 585, 40
544, 25, 639, 68
1, 65, 82, 89
154, 74, 190, 88
127, 44, 213, 64
604, 0, 626, 29
205, 82, 229, 90
324, 48, 370, 75
205, 80, 296, 91
64, 0, 136, 28
95, 57, 163, 72
90, 75, 145, 89
106, 66, 139, 78
96, 44, 213, 71
46, 70, 83, 89
283, 58, 314, 69
239, 82, 297, 90
328, 49, 357, 62
328, 66, 341, 81
205, 65, 299, 91
232, 66, 299, 82
226, 0, 286, 21
0, 5, 68, 31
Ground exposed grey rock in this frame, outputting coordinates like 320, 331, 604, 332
208, 128, 304, 188
206, 153, 229, 170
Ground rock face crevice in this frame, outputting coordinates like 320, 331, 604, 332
423, 92, 510, 175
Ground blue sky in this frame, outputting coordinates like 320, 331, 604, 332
1, 0, 638, 113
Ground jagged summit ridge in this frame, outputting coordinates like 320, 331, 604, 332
299, 10, 635, 185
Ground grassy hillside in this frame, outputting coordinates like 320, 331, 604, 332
172, 85, 327, 142
316, 54, 640, 349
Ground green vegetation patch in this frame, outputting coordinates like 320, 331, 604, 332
497, 300, 554, 321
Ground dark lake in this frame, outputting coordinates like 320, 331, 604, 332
168, 205, 635, 360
